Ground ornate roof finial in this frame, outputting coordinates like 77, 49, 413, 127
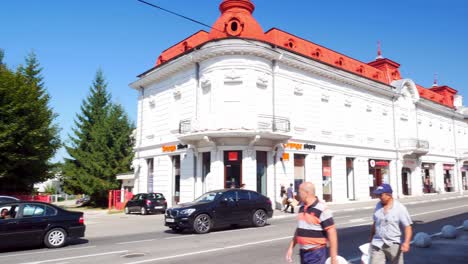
432, 73, 438, 87
220, 0, 255, 14
376, 40, 383, 60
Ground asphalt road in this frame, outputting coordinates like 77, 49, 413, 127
1, 195, 467, 264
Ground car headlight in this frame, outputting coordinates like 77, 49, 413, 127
179, 208, 196, 216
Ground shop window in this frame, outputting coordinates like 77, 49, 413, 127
322, 156, 332, 202
202, 152, 211, 193
147, 158, 154, 193
294, 154, 306, 193
421, 163, 436, 193
368, 159, 389, 198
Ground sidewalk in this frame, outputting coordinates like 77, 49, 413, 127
272, 191, 468, 219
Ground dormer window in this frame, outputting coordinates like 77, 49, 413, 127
356, 66, 364, 74
312, 49, 321, 58
286, 38, 296, 49
335, 57, 344, 66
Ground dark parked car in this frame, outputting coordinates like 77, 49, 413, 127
165, 189, 273, 234
0, 196, 19, 203
125, 193, 167, 215
0, 201, 85, 249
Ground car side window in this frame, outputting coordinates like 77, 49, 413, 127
139, 194, 147, 200
222, 191, 237, 202
22, 204, 46, 217
238, 191, 250, 201
45, 206, 58, 216
249, 191, 260, 200
155, 193, 164, 199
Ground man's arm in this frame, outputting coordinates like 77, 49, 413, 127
401, 225, 412, 253
326, 226, 338, 263
369, 222, 376, 242
285, 229, 297, 263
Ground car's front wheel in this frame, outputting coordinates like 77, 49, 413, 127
252, 209, 267, 227
193, 214, 212, 234
44, 228, 67, 248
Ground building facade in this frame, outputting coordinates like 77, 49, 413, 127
128, 0, 468, 208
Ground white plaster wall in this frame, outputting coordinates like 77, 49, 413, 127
179, 150, 195, 203
242, 150, 257, 191
331, 155, 347, 203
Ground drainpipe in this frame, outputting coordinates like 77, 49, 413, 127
451, 116, 463, 195
195, 62, 200, 120
138, 86, 145, 193
391, 95, 401, 198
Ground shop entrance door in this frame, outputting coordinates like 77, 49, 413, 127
224, 151, 242, 188
256, 151, 267, 195
171, 156, 180, 204
402, 168, 411, 195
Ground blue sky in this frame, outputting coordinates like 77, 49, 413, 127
1, 0, 467, 162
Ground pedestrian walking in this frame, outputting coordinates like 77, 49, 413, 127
285, 182, 338, 264
369, 184, 412, 264
283, 183, 295, 213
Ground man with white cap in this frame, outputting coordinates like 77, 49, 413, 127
369, 184, 413, 264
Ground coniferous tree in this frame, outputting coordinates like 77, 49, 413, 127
63, 70, 134, 205
0, 51, 60, 192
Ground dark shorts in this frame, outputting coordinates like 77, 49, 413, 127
300, 247, 327, 264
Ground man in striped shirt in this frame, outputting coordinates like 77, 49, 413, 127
286, 182, 338, 264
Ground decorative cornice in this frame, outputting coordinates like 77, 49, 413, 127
130, 39, 396, 99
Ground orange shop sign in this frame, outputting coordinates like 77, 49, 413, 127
283, 142, 316, 151
162, 144, 188, 153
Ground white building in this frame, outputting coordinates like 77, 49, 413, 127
128, 0, 468, 208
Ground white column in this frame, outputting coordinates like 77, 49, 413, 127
390, 158, 403, 198
434, 163, 445, 193
242, 150, 256, 191
354, 157, 371, 201
179, 150, 195, 203
267, 151, 276, 205
412, 159, 423, 196
331, 155, 347, 203
306, 154, 323, 199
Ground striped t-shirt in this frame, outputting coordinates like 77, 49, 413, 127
295, 198, 335, 250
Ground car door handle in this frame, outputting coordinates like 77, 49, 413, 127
7, 221, 18, 225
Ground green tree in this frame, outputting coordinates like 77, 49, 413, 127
0, 51, 60, 192
63, 70, 134, 206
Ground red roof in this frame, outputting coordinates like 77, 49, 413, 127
152, 0, 456, 109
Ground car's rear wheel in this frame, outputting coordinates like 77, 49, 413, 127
140, 206, 147, 215
44, 228, 67, 248
252, 209, 267, 227
193, 214, 212, 234
124, 207, 130, 214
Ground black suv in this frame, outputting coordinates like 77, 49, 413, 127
165, 189, 273, 234
125, 193, 167, 215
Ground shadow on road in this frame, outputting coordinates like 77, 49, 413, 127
338, 212, 468, 263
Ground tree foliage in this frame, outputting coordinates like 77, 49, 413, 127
0, 50, 60, 192
63, 70, 134, 205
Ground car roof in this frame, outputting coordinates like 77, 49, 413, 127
0, 195, 19, 200
0, 201, 57, 207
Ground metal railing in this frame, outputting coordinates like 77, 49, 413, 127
179, 115, 291, 134
399, 138, 429, 150
179, 119, 191, 134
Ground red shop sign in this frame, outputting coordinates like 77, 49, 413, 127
375, 161, 389, 167
228, 152, 238, 161
443, 164, 454, 170
323, 167, 331, 177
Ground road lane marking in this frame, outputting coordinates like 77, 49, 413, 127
164, 235, 196, 240
19, 250, 128, 264
411, 205, 468, 217
124, 236, 292, 264
117, 239, 158, 244
334, 215, 353, 219
0, 246, 97, 259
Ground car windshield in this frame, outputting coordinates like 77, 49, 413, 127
193, 192, 223, 203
